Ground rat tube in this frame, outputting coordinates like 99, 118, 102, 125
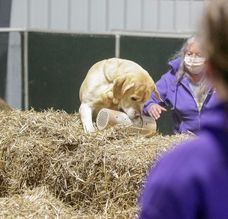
96, 108, 132, 130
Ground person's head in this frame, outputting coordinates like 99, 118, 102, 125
200, 0, 228, 101
183, 38, 206, 76
176, 36, 206, 81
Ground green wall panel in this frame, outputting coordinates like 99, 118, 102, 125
28, 32, 115, 113
120, 36, 185, 134
0, 33, 9, 99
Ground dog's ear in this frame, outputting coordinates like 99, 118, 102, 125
154, 87, 162, 101
151, 82, 161, 101
113, 76, 126, 103
113, 76, 134, 103
122, 80, 135, 94
154, 87, 161, 101
113, 76, 124, 103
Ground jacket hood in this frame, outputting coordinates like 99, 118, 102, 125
168, 58, 181, 74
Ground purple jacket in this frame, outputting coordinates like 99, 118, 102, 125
139, 102, 228, 219
143, 58, 218, 134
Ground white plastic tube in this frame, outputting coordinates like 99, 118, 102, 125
131, 116, 157, 137
96, 108, 132, 130
96, 108, 157, 137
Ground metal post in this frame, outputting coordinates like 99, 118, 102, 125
23, 31, 29, 110
115, 34, 120, 58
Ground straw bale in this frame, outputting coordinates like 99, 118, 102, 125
0, 186, 76, 218
0, 186, 137, 219
0, 109, 192, 217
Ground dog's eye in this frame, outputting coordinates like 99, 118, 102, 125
131, 97, 138, 101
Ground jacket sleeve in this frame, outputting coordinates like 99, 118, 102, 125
138, 144, 201, 219
143, 71, 171, 115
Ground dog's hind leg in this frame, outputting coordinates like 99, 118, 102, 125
79, 103, 96, 133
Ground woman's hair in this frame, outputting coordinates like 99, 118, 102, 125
174, 36, 198, 82
173, 36, 209, 104
201, 0, 228, 84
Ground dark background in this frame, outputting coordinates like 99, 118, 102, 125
0, 0, 12, 99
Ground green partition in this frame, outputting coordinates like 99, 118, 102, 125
120, 36, 185, 134
0, 33, 9, 99
28, 32, 115, 113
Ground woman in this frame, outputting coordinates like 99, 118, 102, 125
139, 0, 228, 218
144, 36, 217, 134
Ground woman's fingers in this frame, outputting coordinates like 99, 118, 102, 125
148, 104, 167, 120
152, 106, 161, 119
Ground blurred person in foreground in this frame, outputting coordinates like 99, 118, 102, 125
139, 0, 228, 218
143, 36, 218, 134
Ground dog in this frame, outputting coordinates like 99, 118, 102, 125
79, 58, 160, 133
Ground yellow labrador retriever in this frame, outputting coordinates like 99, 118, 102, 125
79, 58, 160, 133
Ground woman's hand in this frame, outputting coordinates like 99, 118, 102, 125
148, 104, 167, 120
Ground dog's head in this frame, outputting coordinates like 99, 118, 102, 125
112, 73, 160, 119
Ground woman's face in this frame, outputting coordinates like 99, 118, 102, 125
184, 41, 206, 77
186, 41, 203, 58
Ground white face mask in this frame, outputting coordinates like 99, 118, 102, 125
184, 55, 206, 75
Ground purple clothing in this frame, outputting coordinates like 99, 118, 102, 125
143, 58, 218, 134
139, 102, 228, 219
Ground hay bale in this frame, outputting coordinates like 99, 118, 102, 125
0, 109, 192, 217
0, 186, 76, 218
0, 186, 137, 218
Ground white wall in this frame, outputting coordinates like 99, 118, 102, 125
10, 0, 207, 35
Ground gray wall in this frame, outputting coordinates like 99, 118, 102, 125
10, 0, 206, 34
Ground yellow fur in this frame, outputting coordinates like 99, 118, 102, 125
79, 58, 160, 133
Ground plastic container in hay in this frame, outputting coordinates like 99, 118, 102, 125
130, 116, 157, 137
96, 108, 157, 137
96, 108, 132, 130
